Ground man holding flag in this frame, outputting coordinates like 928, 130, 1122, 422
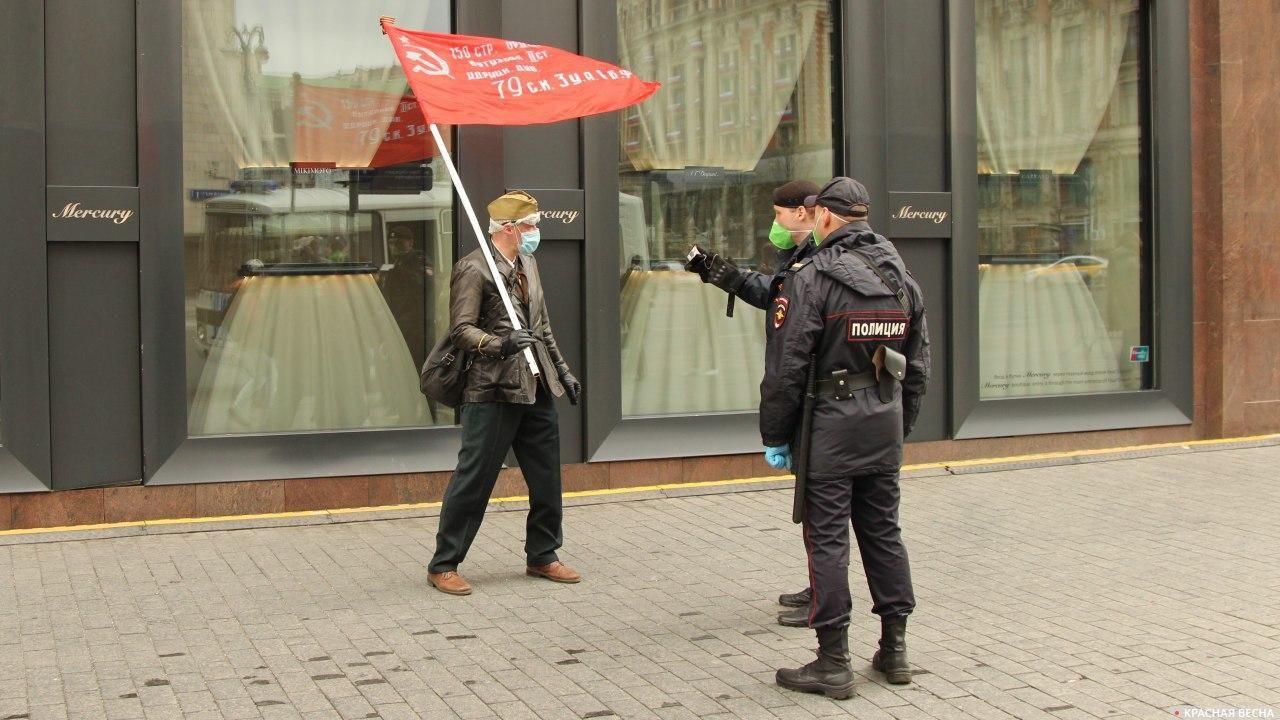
427, 190, 581, 595
378, 18, 658, 595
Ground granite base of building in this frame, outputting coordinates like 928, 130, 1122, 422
0, 424, 1217, 531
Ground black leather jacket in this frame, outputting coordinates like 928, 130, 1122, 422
759, 222, 930, 476
448, 245, 571, 404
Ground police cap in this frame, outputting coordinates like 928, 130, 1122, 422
805, 177, 871, 218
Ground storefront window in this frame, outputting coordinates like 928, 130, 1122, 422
182, 0, 453, 435
617, 0, 836, 417
977, 0, 1149, 399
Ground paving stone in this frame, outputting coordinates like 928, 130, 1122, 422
0, 446, 1277, 719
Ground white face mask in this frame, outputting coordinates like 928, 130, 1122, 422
815, 208, 833, 243
815, 207, 852, 243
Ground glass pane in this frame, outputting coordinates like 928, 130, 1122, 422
617, 0, 837, 417
977, 0, 1148, 399
182, 0, 453, 435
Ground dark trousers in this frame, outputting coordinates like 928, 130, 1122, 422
428, 385, 563, 573
803, 470, 915, 628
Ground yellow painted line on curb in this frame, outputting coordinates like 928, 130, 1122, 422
145, 509, 332, 526
905, 432, 1280, 470
2, 433, 1275, 539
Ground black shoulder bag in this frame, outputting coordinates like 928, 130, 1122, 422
419, 335, 472, 408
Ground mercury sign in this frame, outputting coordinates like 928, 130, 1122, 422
887, 192, 952, 239
50, 203, 133, 225
46, 186, 139, 243
526, 189, 585, 241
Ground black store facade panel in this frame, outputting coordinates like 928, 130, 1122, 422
0, 0, 1192, 494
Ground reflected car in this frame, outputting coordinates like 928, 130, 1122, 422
1025, 254, 1109, 281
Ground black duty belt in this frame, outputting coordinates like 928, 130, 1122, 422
814, 369, 876, 400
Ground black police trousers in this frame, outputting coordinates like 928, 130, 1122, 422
803, 470, 915, 628
428, 385, 563, 574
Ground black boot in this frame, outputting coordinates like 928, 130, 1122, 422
778, 587, 812, 608
776, 606, 808, 628
871, 614, 911, 684
776, 625, 855, 700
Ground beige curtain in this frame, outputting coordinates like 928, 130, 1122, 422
978, 264, 1138, 398
187, 7, 288, 169
621, 272, 765, 415
186, 4, 407, 170
618, 0, 824, 171
977, 0, 1144, 399
976, 0, 1133, 175
189, 274, 428, 434
1084, 119, 1143, 358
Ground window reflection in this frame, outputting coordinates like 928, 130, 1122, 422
977, 0, 1148, 398
182, 0, 453, 434
617, 0, 836, 417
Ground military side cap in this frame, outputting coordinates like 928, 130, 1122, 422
805, 177, 871, 218
487, 189, 539, 222
772, 180, 821, 208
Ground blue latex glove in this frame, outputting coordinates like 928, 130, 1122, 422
764, 444, 792, 471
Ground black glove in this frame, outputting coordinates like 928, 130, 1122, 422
705, 253, 746, 293
559, 370, 582, 405
499, 328, 536, 358
684, 254, 711, 282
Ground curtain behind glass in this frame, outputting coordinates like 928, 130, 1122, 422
182, 0, 453, 435
186, 2, 423, 171
617, 0, 835, 417
977, 1, 1130, 175
977, 0, 1146, 399
619, 0, 825, 172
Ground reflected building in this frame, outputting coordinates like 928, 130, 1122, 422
616, 0, 833, 267
974, 0, 1145, 398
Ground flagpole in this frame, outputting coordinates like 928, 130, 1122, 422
427, 122, 541, 377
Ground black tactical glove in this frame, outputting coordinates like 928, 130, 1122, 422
684, 254, 711, 282
499, 328, 536, 358
704, 253, 746, 294
559, 370, 582, 405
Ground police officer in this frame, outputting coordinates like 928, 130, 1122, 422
685, 180, 821, 625
687, 180, 820, 312
759, 177, 930, 699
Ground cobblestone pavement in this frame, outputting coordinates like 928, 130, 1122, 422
2, 445, 1279, 720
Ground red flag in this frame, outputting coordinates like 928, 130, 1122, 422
381, 21, 660, 126
293, 81, 451, 168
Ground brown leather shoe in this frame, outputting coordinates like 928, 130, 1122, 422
526, 561, 581, 584
427, 571, 472, 595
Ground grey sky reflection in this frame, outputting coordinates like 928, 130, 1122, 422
231, 0, 449, 77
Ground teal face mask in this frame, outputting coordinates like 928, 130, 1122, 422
769, 221, 797, 250
518, 229, 541, 254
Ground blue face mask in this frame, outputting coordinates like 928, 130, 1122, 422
518, 229, 541, 255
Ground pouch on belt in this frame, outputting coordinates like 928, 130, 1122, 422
872, 345, 907, 403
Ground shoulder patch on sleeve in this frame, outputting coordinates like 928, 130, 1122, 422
772, 296, 790, 330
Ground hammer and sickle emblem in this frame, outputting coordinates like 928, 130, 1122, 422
398, 36, 454, 79
296, 102, 332, 129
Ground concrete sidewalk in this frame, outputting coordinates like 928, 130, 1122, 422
1, 445, 1278, 719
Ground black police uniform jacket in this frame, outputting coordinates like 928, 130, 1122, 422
759, 221, 930, 477
735, 239, 816, 311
